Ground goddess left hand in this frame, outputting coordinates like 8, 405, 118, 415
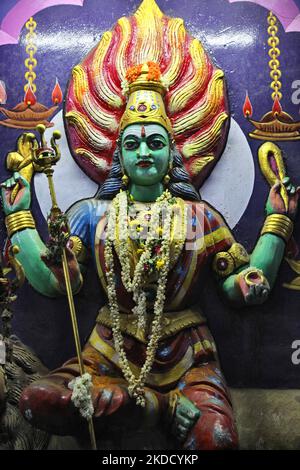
235, 267, 270, 305
266, 177, 300, 220
171, 392, 200, 442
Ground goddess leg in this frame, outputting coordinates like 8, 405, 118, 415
20, 342, 166, 436
19, 343, 124, 435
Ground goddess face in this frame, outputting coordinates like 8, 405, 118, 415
121, 123, 170, 186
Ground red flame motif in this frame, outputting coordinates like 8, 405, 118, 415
243, 91, 253, 118
272, 96, 282, 116
52, 78, 63, 105
65, 0, 229, 188
0, 80, 7, 104
24, 83, 37, 106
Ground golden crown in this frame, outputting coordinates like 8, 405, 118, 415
120, 62, 172, 133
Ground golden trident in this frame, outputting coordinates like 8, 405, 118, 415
24, 124, 97, 450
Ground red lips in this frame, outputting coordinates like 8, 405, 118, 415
137, 161, 152, 168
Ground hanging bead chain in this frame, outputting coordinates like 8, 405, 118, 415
24, 17, 37, 93
267, 11, 282, 101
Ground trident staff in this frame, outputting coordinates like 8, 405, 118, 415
25, 124, 97, 450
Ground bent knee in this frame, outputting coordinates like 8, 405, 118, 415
19, 377, 77, 435
183, 414, 238, 450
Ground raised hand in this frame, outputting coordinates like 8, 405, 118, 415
0, 172, 31, 215
40, 211, 83, 293
41, 244, 82, 291
266, 177, 300, 220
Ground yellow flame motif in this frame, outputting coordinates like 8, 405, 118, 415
65, 0, 229, 187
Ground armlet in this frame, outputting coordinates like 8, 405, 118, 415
212, 243, 249, 278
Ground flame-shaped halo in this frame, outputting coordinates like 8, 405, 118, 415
64, 0, 229, 189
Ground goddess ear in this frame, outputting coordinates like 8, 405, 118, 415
115, 142, 126, 175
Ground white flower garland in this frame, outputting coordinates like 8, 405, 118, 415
68, 373, 94, 420
104, 190, 174, 406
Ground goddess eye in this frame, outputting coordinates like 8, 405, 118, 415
148, 139, 165, 150
124, 139, 139, 150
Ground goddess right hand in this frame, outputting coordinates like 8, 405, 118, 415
266, 177, 300, 220
0, 172, 31, 215
41, 244, 83, 294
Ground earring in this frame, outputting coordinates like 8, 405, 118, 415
122, 174, 129, 186
163, 174, 170, 185
163, 157, 173, 186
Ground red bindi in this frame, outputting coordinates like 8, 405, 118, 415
141, 125, 146, 138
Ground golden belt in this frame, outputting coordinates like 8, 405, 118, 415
96, 304, 206, 344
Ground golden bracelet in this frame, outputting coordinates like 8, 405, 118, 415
261, 214, 293, 243
5, 211, 36, 238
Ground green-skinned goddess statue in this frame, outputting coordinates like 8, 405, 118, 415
0, 0, 299, 449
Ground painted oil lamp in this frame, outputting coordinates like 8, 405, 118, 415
244, 93, 300, 141
244, 11, 300, 141
0, 81, 62, 130
0, 17, 63, 130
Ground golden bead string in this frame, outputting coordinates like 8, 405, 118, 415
267, 11, 282, 101
24, 17, 37, 93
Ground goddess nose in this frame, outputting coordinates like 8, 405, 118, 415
138, 141, 150, 158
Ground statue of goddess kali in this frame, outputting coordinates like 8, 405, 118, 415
1, 0, 299, 449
